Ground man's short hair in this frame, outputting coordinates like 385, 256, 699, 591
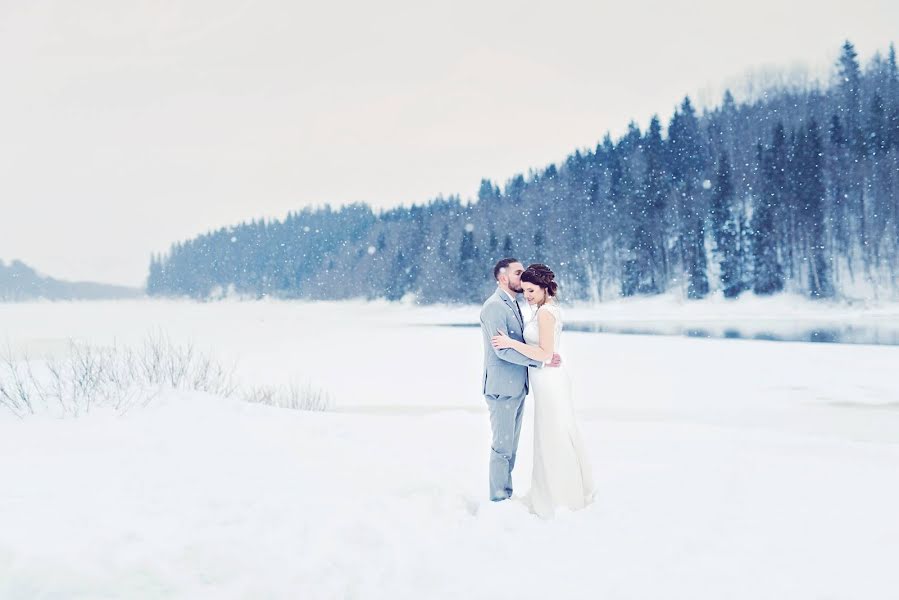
493, 257, 520, 281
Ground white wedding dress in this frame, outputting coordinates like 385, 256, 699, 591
524, 303, 595, 518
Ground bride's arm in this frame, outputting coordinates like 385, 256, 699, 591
492, 310, 555, 362
481, 303, 544, 367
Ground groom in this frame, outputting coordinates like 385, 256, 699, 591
480, 258, 561, 502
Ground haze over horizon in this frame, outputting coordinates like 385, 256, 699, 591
1, 0, 895, 287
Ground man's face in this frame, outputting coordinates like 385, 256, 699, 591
503, 262, 525, 293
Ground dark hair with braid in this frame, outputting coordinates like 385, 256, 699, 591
520, 264, 558, 297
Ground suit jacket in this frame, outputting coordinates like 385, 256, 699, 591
480, 288, 543, 397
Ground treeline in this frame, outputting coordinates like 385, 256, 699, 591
148, 41, 899, 304
0, 260, 142, 301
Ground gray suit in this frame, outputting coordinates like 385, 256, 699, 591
480, 288, 543, 501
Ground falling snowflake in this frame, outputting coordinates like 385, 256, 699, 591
702, 179, 712, 190
464, 223, 475, 232
367, 246, 376, 255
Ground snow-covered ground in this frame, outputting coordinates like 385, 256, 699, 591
2, 298, 899, 599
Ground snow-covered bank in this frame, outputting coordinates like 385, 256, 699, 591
2, 299, 899, 598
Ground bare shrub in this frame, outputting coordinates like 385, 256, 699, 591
242, 382, 334, 412
0, 344, 35, 418
0, 334, 237, 418
1, 334, 332, 418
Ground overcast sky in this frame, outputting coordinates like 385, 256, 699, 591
1, 0, 896, 286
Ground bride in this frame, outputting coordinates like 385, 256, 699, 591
491, 264, 595, 518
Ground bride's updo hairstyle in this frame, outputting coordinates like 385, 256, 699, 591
520, 264, 558, 297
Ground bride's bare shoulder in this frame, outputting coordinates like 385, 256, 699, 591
537, 303, 560, 322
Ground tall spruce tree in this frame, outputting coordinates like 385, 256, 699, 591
668, 97, 709, 299
711, 152, 744, 297
797, 119, 832, 297
752, 137, 785, 295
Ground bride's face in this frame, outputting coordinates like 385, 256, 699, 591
521, 282, 545, 305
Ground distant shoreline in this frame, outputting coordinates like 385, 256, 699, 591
0, 259, 143, 302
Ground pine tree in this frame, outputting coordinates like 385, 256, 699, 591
641, 115, 669, 292
798, 119, 832, 297
836, 40, 864, 156
827, 114, 851, 260
459, 228, 481, 302
711, 152, 744, 297
667, 97, 709, 299
610, 140, 640, 296
752, 138, 785, 295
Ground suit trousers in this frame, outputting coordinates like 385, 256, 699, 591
484, 391, 527, 501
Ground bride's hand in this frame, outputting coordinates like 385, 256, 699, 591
492, 330, 513, 349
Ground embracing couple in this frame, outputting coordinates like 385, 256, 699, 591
480, 258, 594, 518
